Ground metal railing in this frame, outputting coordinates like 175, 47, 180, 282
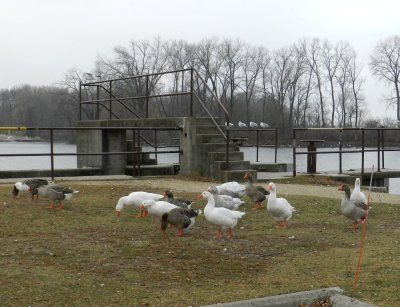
292, 127, 400, 177
226, 127, 278, 163
0, 126, 182, 179
80, 68, 231, 165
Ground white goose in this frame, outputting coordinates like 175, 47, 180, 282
115, 191, 163, 217
215, 181, 246, 198
249, 121, 258, 128
208, 186, 245, 210
139, 199, 179, 218
260, 122, 269, 128
339, 184, 368, 229
238, 121, 247, 128
199, 191, 245, 239
350, 178, 368, 207
266, 182, 296, 228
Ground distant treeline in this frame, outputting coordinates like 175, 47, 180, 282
1, 37, 399, 143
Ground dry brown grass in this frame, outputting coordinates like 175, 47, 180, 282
0, 178, 399, 306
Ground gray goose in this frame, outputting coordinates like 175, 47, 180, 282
208, 186, 245, 210
34, 183, 79, 209
12, 178, 51, 201
163, 189, 192, 209
161, 207, 201, 236
339, 184, 368, 229
243, 172, 269, 209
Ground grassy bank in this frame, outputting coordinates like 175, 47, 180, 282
0, 179, 398, 306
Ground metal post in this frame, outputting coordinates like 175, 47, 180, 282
96, 85, 100, 120
256, 130, 259, 162
274, 128, 278, 163
190, 68, 194, 117
109, 81, 112, 120
292, 129, 296, 177
137, 130, 141, 177
377, 128, 381, 172
339, 129, 343, 174
145, 75, 149, 118
226, 122, 230, 169
50, 129, 54, 180
132, 129, 136, 176
154, 129, 158, 162
361, 128, 365, 179
381, 129, 385, 169
79, 82, 82, 120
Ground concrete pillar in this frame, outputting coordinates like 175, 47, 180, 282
102, 129, 127, 175
179, 117, 204, 176
77, 129, 102, 168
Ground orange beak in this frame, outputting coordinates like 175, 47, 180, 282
116, 210, 120, 217
139, 204, 145, 210
197, 194, 204, 200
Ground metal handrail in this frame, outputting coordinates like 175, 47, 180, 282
0, 126, 182, 179
292, 127, 400, 177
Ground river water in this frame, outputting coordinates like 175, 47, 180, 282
1, 142, 399, 195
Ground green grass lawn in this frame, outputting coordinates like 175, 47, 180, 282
0, 180, 399, 306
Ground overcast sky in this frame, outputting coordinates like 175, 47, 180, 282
1, 0, 400, 119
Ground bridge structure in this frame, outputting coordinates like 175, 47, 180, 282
77, 68, 286, 181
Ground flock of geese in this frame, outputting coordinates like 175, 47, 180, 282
12, 173, 369, 239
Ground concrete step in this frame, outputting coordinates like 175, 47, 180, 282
218, 169, 257, 182
196, 133, 225, 143
208, 151, 244, 162
125, 164, 178, 176
214, 160, 251, 171
202, 143, 239, 153
250, 162, 293, 172
211, 160, 252, 179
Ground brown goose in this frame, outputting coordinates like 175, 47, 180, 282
161, 208, 201, 236
243, 172, 269, 209
339, 184, 369, 229
12, 178, 50, 201
163, 189, 192, 209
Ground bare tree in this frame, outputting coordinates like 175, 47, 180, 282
300, 38, 327, 126
348, 52, 365, 127
239, 44, 264, 123
322, 40, 349, 127
370, 36, 400, 121
219, 39, 244, 116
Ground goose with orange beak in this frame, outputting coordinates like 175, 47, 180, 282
266, 182, 295, 228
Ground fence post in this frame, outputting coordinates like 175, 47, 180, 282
339, 129, 343, 174
256, 130, 259, 162
109, 81, 112, 120
145, 75, 149, 118
96, 85, 100, 120
50, 128, 54, 180
274, 128, 278, 163
377, 128, 381, 172
190, 68, 194, 117
79, 82, 82, 120
292, 129, 296, 177
226, 122, 230, 169
154, 129, 158, 162
381, 129, 385, 169
361, 128, 365, 179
